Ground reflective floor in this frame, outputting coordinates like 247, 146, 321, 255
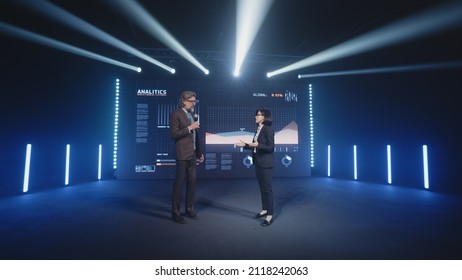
1, 177, 461, 260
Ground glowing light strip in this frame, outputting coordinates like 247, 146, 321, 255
298, 61, 462, 78
113, 79, 119, 170
387, 145, 392, 184
327, 145, 331, 177
268, 1, 462, 77
98, 144, 102, 180
354, 145, 357, 180
65, 144, 70, 185
0, 22, 141, 72
23, 144, 32, 193
234, 0, 274, 76
423, 145, 429, 189
15, 0, 179, 73
110, 0, 205, 74
309, 84, 314, 167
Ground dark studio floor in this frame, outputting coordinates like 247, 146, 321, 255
1, 177, 461, 260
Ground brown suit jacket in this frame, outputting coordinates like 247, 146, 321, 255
170, 107, 202, 160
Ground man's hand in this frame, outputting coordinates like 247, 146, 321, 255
189, 121, 200, 131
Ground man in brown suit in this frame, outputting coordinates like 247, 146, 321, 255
170, 91, 204, 224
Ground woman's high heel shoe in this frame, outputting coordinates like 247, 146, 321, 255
254, 212, 268, 218
261, 218, 273, 226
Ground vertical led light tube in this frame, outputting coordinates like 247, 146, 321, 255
113, 79, 120, 170
327, 145, 331, 177
98, 144, 102, 180
23, 144, 32, 193
65, 144, 70, 185
387, 145, 392, 184
423, 145, 429, 189
309, 84, 314, 167
353, 145, 357, 180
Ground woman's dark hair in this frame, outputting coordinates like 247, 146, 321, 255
255, 109, 272, 126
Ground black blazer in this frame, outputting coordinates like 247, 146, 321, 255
170, 108, 202, 160
244, 125, 275, 168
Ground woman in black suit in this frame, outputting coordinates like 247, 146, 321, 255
236, 109, 275, 226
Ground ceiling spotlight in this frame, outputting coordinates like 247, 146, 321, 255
0, 22, 141, 72
15, 0, 174, 73
111, 0, 208, 75
234, 0, 274, 79
266, 1, 462, 78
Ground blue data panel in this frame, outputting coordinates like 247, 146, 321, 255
118, 80, 311, 179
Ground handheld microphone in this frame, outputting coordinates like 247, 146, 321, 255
193, 114, 199, 122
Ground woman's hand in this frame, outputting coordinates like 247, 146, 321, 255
248, 141, 258, 147
235, 140, 246, 147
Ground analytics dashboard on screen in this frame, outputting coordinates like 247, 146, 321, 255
117, 79, 311, 179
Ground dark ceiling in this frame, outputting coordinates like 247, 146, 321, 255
1, 0, 461, 80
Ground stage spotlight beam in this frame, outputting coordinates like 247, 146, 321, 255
234, 0, 274, 77
15, 0, 174, 73
110, 0, 208, 75
268, 1, 462, 78
298, 61, 462, 78
0, 22, 141, 72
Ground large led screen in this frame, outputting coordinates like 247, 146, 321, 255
118, 80, 311, 179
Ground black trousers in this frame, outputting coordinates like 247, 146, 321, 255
255, 165, 274, 215
172, 159, 196, 216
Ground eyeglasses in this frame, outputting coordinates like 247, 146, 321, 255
185, 99, 198, 104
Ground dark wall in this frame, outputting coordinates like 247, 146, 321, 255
1, 37, 461, 195
311, 69, 462, 194
0, 44, 125, 195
